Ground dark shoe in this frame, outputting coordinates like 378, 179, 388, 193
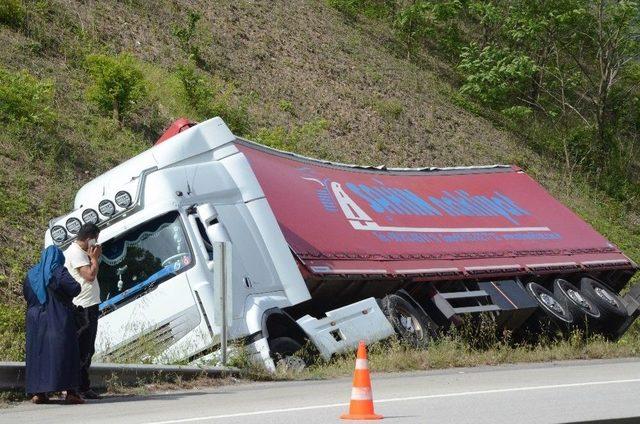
64, 392, 85, 405
31, 393, 48, 404
80, 389, 101, 400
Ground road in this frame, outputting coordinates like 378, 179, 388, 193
2, 358, 640, 424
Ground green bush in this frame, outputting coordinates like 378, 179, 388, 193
176, 63, 250, 135
372, 98, 404, 120
86, 53, 148, 124
0, 68, 55, 128
172, 11, 204, 64
0, 0, 25, 28
501, 105, 533, 121
278, 99, 294, 114
458, 43, 537, 107
393, 0, 462, 53
327, 0, 361, 19
0, 304, 25, 361
0, 67, 59, 156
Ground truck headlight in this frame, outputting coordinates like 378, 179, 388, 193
51, 226, 67, 244
82, 208, 99, 224
65, 218, 82, 235
99, 200, 115, 217
115, 191, 132, 208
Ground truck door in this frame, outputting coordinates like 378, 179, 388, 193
94, 211, 202, 363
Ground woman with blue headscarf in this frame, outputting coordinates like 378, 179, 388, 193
24, 245, 84, 404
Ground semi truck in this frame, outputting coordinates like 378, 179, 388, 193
44, 117, 640, 370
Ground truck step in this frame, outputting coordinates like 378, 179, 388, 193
453, 305, 501, 314
440, 290, 490, 300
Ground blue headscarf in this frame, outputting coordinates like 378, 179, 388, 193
27, 245, 66, 305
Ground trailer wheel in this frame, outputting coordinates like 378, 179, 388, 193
526, 282, 573, 337
553, 278, 600, 332
269, 336, 306, 372
383, 294, 432, 349
579, 277, 627, 335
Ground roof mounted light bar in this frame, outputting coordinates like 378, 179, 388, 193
48, 166, 157, 247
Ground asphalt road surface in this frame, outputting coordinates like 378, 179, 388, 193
2, 358, 640, 424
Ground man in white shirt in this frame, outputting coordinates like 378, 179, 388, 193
64, 223, 102, 400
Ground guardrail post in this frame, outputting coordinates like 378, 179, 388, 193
213, 241, 232, 365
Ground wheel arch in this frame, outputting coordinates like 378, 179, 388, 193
261, 308, 309, 349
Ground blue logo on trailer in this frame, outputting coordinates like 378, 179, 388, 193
345, 184, 530, 225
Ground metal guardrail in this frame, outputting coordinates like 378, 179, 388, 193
0, 362, 240, 391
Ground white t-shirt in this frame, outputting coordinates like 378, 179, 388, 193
64, 242, 101, 308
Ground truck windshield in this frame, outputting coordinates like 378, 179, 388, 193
98, 211, 193, 309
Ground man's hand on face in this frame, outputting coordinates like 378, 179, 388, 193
89, 244, 102, 261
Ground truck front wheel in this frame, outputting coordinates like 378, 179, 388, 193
268, 336, 306, 372
383, 294, 432, 349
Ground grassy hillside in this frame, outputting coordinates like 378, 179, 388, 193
0, 0, 638, 361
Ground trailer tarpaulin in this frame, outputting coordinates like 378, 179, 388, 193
235, 140, 635, 279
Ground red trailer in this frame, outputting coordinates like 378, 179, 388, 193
235, 138, 639, 341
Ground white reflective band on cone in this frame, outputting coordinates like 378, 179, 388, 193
355, 359, 368, 370
351, 387, 372, 401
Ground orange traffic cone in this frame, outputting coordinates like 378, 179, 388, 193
340, 340, 383, 420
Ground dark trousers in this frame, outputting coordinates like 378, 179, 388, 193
76, 304, 99, 392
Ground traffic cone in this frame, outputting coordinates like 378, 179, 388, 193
340, 340, 383, 420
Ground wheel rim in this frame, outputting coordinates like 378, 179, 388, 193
565, 286, 600, 317
566, 289, 590, 308
396, 307, 425, 341
539, 292, 566, 316
529, 283, 571, 322
594, 287, 618, 308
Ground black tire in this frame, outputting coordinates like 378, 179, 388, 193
525, 282, 573, 337
553, 278, 600, 333
579, 277, 628, 334
383, 294, 433, 348
269, 336, 302, 357
269, 336, 306, 371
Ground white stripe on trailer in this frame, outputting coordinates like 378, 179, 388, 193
350, 220, 551, 233
322, 269, 388, 274
465, 264, 522, 272
395, 267, 461, 275
581, 259, 630, 266
525, 262, 579, 269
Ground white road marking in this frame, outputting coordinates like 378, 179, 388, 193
140, 378, 640, 424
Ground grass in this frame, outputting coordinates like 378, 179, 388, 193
0, 390, 26, 408
248, 327, 640, 381
102, 372, 241, 396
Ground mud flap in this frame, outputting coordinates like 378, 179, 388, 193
614, 283, 640, 339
